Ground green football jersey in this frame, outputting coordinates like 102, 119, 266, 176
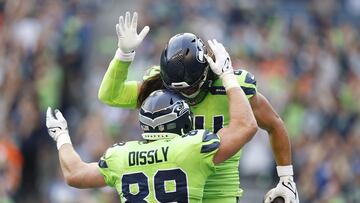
98, 61, 257, 200
98, 130, 220, 203
190, 69, 256, 199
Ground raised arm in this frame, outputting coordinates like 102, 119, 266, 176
98, 57, 141, 108
98, 11, 149, 109
203, 40, 258, 165
46, 108, 106, 188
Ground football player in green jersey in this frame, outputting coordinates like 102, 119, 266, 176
45, 43, 258, 202
98, 12, 299, 203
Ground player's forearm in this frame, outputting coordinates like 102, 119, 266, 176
58, 144, 86, 186
251, 93, 292, 165
227, 87, 257, 140
98, 59, 139, 109
58, 144, 104, 188
267, 118, 292, 165
214, 87, 257, 164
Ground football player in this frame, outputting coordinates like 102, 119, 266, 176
98, 12, 299, 203
46, 43, 258, 202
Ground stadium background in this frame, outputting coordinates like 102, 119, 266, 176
1, 0, 360, 202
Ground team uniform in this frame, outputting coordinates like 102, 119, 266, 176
98, 130, 220, 203
98, 60, 257, 202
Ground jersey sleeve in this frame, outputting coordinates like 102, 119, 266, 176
98, 146, 121, 187
198, 130, 220, 173
234, 69, 257, 99
98, 59, 139, 109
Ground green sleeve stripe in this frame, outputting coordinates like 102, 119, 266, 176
201, 141, 220, 153
242, 87, 256, 95
235, 69, 257, 99
202, 131, 219, 142
236, 70, 256, 88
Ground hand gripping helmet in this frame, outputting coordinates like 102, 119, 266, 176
139, 90, 192, 140
160, 33, 213, 105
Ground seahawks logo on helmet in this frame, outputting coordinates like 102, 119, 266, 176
139, 90, 192, 140
139, 100, 189, 129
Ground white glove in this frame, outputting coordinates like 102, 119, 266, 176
264, 165, 299, 203
46, 107, 71, 150
204, 39, 238, 91
115, 11, 150, 61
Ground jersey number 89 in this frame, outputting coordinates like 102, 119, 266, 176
122, 168, 188, 202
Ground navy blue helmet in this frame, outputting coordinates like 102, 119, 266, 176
139, 90, 192, 140
160, 33, 213, 105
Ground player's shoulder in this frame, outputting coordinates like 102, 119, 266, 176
210, 68, 257, 97
180, 129, 209, 139
102, 141, 138, 158
180, 130, 220, 153
233, 68, 257, 86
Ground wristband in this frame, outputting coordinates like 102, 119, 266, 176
57, 132, 72, 150
222, 73, 240, 91
277, 165, 294, 177
114, 48, 135, 61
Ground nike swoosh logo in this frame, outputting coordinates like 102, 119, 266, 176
282, 181, 297, 198
223, 58, 230, 72
49, 127, 62, 133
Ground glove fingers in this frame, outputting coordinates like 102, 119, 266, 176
264, 197, 271, 203
54, 109, 65, 121
46, 107, 54, 126
264, 188, 275, 203
217, 42, 227, 54
138, 26, 150, 41
204, 54, 214, 66
116, 24, 123, 37
213, 39, 219, 47
119, 16, 125, 34
131, 12, 138, 31
213, 39, 222, 51
213, 40, 227, 56
125, 11, 130, 29
207, 40, 217, 56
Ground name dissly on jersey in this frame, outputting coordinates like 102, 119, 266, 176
128, 146, 169, 166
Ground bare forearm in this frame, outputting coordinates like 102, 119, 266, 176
267, 119, 292, 165
250, 93, 292, 165
47, 108, 106, 189
227, 88, 257, 131
214, 87, 257, 164
58, 144, 105, 188
59, 144, 85, 185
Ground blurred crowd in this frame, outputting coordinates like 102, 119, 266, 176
0, 0, 113, 202
0, 0, 359, 202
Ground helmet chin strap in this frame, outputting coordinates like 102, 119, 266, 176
182, 79, 213, 105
